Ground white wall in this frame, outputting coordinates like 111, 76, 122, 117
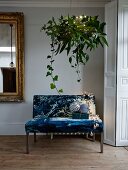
0, 6, 104, 134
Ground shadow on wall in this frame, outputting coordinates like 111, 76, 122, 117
82, 47, 104, 118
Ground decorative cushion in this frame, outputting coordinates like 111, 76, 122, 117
79, 103, 89, 113
80, 100, 96, 115
69, 101, 80, 113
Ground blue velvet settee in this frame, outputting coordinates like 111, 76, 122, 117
25, 94, 103, 153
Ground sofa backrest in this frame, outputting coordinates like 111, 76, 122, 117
33, 94, 96, 118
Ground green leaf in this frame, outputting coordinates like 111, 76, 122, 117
60, 42, 68, 53
66, 42, 71, 55
100, 22, 106, 32
101, 36, 108, 46
52, 17, 55, 22
55, 44, 61, 55
85, 54, 89, 62
94, 16, 98, 20
50, 83, 56, 89
41, 24, 46, 30
69, 57, 72, 64
77, 79, 81, 82
48, 20, 52, 25
50, 60, 54, 63
53, 75, 58, 81
58, 89, 63, 93
47, 65, 54, 71
47, 65, 51, 69
47, 55, 52, 59
46, 71, 51, 76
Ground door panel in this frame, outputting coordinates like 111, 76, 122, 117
104, 0, 117, 146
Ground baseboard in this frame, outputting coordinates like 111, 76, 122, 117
0, 123, 25, 135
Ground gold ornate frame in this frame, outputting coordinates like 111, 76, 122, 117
0, 12, 24, 102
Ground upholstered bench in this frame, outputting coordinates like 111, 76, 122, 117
25, 94, 103, 154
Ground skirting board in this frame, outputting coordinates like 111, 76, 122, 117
0, 123, 25, 135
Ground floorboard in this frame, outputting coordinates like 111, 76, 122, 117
0, 135, 128, 170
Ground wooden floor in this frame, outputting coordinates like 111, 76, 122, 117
0, 135, 128, 170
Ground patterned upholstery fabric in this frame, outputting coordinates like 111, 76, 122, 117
33, 94, 96, 118
25, 117, 103, 133
25, 94, 103, 134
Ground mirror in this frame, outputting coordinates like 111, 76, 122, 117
0, 12, 24, 102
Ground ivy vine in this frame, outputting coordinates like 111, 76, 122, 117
41, 15, 108, 93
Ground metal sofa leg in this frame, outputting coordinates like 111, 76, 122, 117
26, 132, 29, 154
100, 132, 104, 153
51, 133, 53, 140
34, 132, 36, 143
93, 133, 95, 142
86, 133, 88, 139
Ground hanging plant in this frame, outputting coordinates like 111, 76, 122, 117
41, 15, 108, 93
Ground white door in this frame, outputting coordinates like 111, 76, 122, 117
104, 0, 117, 146
116, 0, 128, 146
